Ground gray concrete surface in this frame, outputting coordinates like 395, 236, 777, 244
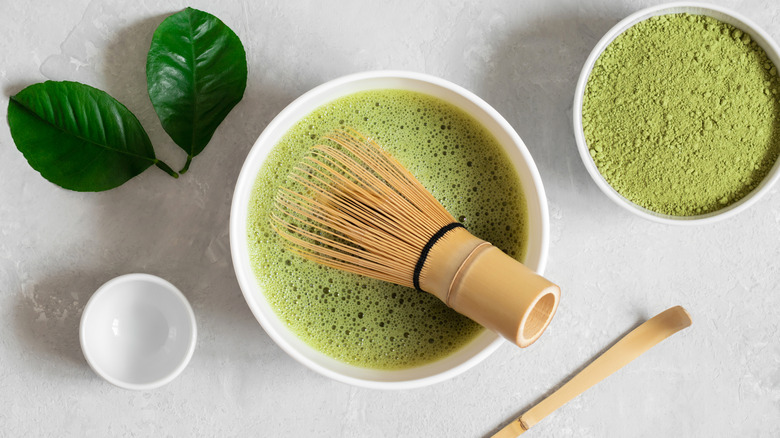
1, 0, 778, 436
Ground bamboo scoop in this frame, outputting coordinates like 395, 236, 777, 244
272, 130, 560, 348
492, 306, 692, 437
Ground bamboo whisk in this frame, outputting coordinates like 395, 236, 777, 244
272, 130, 560, 348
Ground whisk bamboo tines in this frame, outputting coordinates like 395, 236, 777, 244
271, 130, 560, 348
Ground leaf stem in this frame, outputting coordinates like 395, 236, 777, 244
179, 155, 193, 174
155, 160, 179, 178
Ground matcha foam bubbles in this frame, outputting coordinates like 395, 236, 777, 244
582, 13, 780, 216
247, 89, 528, 369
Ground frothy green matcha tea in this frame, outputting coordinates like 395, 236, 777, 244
247, 90, 528, 369
583, 14, 780, 215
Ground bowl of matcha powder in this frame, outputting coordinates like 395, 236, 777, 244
574, 2, 780, 223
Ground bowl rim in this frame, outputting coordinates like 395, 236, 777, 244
572, 1, 780, 225
79, 273, 198, 391
229, 70, 551, 389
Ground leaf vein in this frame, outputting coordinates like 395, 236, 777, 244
10, 96, 156, 164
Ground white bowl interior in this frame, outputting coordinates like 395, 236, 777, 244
230, 71, 550, 389
80, 274, 197, 390
573, 2, 780, 225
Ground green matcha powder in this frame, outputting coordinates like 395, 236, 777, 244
583, 14, 780, 215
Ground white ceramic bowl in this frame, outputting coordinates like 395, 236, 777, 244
80, 274, 197, 390
573, 2, 780, 224
230, 71, 551, 389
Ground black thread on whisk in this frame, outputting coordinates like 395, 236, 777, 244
413, 222, 466, 291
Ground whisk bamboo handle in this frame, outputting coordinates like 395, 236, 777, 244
491, 306, 692, 437
421, 227, 560, 347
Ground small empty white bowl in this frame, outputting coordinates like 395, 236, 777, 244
80, 273, 197, 390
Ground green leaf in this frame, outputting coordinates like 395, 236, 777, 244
147, 7, 247, 173
7, 81, 178, 192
